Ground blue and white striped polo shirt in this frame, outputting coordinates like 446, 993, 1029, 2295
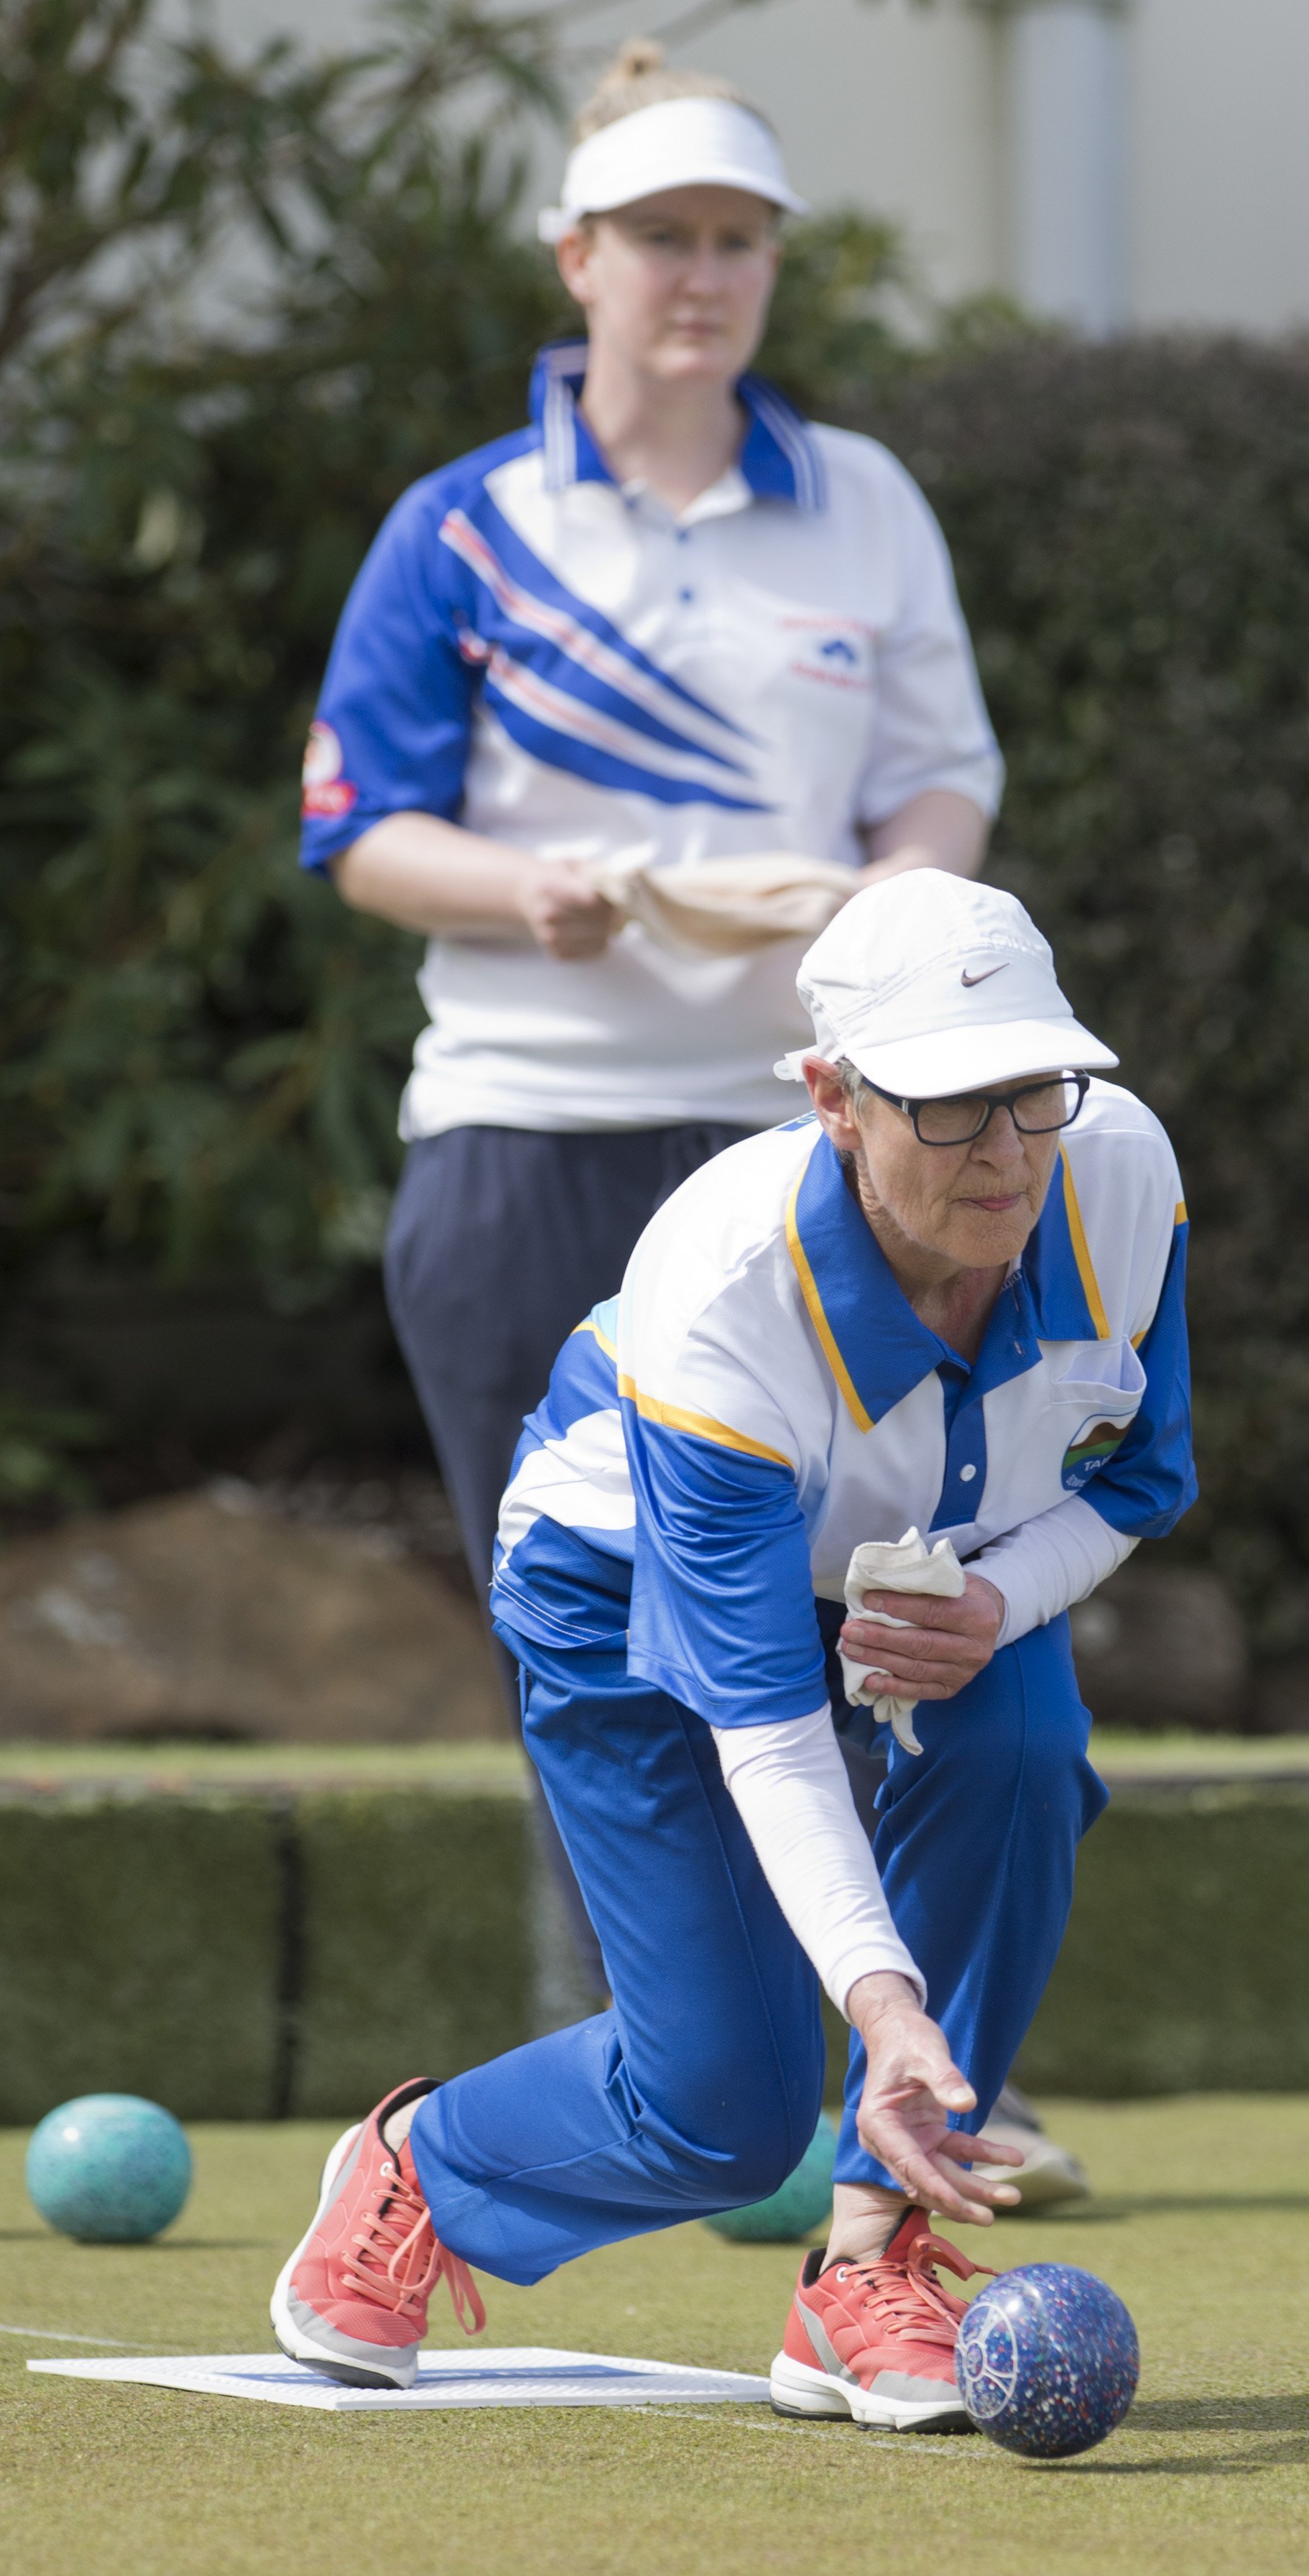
489, 1082, 1196, 1727
300, 343, 1002, 1136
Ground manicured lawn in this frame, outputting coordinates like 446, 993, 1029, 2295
1, 2096, 1307, 2575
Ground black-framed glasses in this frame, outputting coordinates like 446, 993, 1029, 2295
863, 1071, 1091, 1148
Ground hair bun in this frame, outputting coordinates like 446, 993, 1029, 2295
571, 37, 770, 144
612, 40, 665, 81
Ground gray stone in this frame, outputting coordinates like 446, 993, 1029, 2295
1069, 1561, 1248, 1732
0, 1490, 506, 1743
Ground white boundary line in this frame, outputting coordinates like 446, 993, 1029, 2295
0, 2322, 162, 2348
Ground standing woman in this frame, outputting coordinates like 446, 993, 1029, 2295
297, 42, 1002, 1956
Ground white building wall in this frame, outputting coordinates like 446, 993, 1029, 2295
209, 0, 1309, 336
1129, 0, 1309, 331
1004, 3, 1129, 335
619, 0, 1004, 308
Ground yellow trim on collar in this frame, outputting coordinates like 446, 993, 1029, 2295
1060, 1150, 1111, 1342
571, 1314, 618, 1361
785, 1171, 874, 1433
617, 1375, 791, 1471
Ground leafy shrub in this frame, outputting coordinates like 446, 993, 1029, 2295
4, 5, 1308, 1653
857, 342, 1309, 1648
0, 0, 565, 1291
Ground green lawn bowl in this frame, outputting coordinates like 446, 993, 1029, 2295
703, 2111, 838, 2243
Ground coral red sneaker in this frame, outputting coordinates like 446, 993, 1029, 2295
770, 2208, 991, 2432
271, 2077, 486, 2389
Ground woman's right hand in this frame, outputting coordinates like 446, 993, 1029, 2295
517, 859, 619, 961
846, 1970, 1022, 2223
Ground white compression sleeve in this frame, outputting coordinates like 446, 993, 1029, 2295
711, 1703, 925, 2018
973, 1495, 1137, 1648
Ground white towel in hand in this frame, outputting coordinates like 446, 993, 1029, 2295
586, 854, 855, 957
839, 1526, 966, 1757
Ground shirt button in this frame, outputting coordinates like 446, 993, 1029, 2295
679, 587, 694, 603
959, 1464, 977, 1482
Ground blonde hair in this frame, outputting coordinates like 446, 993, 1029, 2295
572, 37, 775, 144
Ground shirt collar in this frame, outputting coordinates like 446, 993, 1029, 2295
785, 1133, 1109, 1432
527, 341, 828, 512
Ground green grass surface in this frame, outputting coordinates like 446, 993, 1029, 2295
2, 2098, 1307, 2574
2, 1732, 1309, 1799
0, 1741, 530, 1796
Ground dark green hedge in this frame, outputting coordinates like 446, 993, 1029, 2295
1017, 1788, 1309, 2095
1, 1782, 1306, 2123
0, 1798, 283, 2122
293, 1791, 532, 2117
6, 4, 1309, 1651
856, 345, 1309, 1651
0, 1786, 530, 2123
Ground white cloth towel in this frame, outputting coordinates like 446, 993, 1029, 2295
586, 853, 856, 958
839, 1525, 966, 1756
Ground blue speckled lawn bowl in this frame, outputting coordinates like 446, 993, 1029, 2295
26, 2095, 193, 2243
956, 2263, 1139, 2457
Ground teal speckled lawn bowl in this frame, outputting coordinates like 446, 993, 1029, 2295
702, 2112, 838, 2244
26, 2094, 193, 2243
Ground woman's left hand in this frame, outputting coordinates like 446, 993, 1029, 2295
838, 1572, 1004, 1702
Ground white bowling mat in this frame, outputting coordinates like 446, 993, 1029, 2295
28, 2345, 772, 2413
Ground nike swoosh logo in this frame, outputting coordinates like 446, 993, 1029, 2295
961, 964, 1008, 987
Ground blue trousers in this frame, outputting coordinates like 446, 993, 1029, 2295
409, 1615, 1107, 2286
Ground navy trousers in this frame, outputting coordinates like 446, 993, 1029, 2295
384, 1124, 751, 1977
408, 1613, 1107, 2286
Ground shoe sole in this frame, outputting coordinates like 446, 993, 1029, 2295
270, 2123, 420, 2392
769, 2350, 971, 2433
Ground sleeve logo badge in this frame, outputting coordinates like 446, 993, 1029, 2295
301, 720, 359, 820
1061, 1415, 1132, 1492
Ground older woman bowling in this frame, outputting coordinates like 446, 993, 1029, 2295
272, 872, 1195, 2430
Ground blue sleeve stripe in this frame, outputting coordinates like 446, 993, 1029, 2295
618, 1377, 793, 1471
447, 496, 757, 742
1132, 1202, 1188, 1347
481, 646, 758, 793
484, 678, 772, 812
1085, 1217, 1196, 1541
440, 508, 754, 773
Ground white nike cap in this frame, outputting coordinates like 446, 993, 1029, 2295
776, 869, 1118, 1099
537, 98, 809, 242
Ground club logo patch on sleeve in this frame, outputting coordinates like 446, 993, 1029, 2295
1061, 1416, 1132, 1492
301, 720, 359, 819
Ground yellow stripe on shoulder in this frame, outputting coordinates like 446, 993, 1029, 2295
616, 1375, 791, 1471
1060, 1149, 1111, 1342
785, 1173, 874, 1433
571, 1315, 618, 1361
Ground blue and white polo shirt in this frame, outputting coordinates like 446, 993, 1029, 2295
489, 1082, 1195, 1727
300, 344, 1003, 1136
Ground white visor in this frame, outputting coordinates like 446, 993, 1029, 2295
774, 871, 1119, 1099
538, 96, 809, 241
